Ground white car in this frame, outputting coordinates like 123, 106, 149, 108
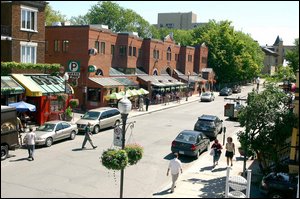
200, 92, 215, 102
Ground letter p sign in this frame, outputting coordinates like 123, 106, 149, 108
67, 61, 80, 72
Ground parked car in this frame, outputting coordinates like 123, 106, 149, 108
219, 87, 233, 96
259, 172, 298, 198
76, 107, 121, 134
171, 130, 210, 159
232, 85, 241, 93
194, 115, 223, 140
200, 92, 215, 102
25, 121, 78, 147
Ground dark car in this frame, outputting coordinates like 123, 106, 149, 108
171, 130, 210, 159
232, 85, 241, 93
194, 114, 223, 140
219, 87, 233, 96
259, 172, 298, 198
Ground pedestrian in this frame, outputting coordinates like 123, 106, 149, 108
225, 137, 235, 166
82, 122, 97, 149
166, 152, 183, 193
138, 96, 144, 111
145, 95, 150, 111
256, 76, 260, 90
17, 116, 24, 145
211, 139, 222, 167
23, 127, 36, 161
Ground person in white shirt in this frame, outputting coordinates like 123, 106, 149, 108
167, 153, 183, 193
24, 127, 36, 161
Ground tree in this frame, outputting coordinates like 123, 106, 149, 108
45, 5, 67, 26
285, 38, 299, 74
70, 15, 89, 25
191, 20, 264, 84
238, 83, 297, 173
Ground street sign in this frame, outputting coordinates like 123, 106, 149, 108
113, 126, 123, 147
88, 65, 96, 72
67, 60, 80, 72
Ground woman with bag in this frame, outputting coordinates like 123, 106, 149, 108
211, 139, 222, 167
225, 137, 235, 166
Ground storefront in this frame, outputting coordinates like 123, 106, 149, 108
11, 74, 73, 125
1, 76, 25, 105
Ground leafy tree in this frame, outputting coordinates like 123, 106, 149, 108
70, 15, 90, 25
276, 65, 296, 82
191, 20, 264, 84
45, 4, 67, 26
285, 38, 299, 74
238, 83, 297, 173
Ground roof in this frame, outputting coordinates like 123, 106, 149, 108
89, 77, 123, 87
109, 68, 126, 76
135, 68, 148, 76
137, 75, 185, 87
1, 76, 25, 95
198, 114, 218, 121
273, 35, 283, 46
113, 77, 138, 86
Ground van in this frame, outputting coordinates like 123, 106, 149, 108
76, 107, 121, 134
1, 106, 19, 160
193, 114, 223, 140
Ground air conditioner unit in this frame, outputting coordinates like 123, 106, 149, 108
88, 48, 98, 56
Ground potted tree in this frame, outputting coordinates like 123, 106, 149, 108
64, 106, 73, 121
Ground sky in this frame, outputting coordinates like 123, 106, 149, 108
48, 1, 299, 46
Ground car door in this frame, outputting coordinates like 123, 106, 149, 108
61, 122, 71, 138
99, 111, 110, 129
54, 123, 64, 141
198, 134, 205, 152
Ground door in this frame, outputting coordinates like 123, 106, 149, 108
61, 122, 71, 138
54, 123, 64, 141
99, 111, 110, 129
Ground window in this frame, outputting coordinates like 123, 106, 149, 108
54, 40, 60, 52
153, 49, 159, 59
21, 6, 37, 31
166, 23, 174, 28
138, 48, 142, 57
129, 46, 133, 56
100, 42, 105, 54
167, 47, 171, 61
20, 41, 37, 64
95, 41, 100, 53
201, 57, 207, 63
87, 88, 101, 102
111, 45, 115, 56
133, 47, 136, 57
188, 55, 192, 62
62, 40, 69, 52
119, 45, 127, 56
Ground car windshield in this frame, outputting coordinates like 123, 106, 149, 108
82, 111, 100, 120
202, 92, 211, 96
198, 120, 214, 127
36, 123, 56, 132
176, 133, 197, 142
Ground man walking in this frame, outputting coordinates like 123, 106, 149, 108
145, 95, 150, 111
24, 127, 36, 161
82, 123, 97, 149
167, 152, 183, 193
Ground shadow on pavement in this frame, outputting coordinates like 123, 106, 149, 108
198, 176, 226, 198
72, 148, 95, 151
9, 157, 29, 162
211, 167, 227, 172
152, 187, 172, 196
200, 165, 215, 172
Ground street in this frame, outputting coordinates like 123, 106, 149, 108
1, 84, 255, 198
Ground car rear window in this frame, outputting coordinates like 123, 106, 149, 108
198, 120, 215, 127
176, 133, 196, 142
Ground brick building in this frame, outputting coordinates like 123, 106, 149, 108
45, 24, 210, 109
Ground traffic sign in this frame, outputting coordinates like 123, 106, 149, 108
67, 60, 80, 72
113, 126, 123, 147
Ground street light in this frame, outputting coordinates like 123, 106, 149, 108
118, 95, 132, 198
186, 71, 191, 101
63, 72, 69, 93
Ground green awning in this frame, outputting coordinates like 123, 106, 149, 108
1, 76, 25, 95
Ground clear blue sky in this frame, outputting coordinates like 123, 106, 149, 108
48, 1, 299, 46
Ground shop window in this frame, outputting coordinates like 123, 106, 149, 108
87, 88, 101, 102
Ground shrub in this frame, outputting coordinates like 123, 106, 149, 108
125, 143, 143, 165
101, 149, 128, 170
69, 99, 79, 108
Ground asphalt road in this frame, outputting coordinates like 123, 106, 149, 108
1, 84, 255, 198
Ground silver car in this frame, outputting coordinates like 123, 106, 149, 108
76, 107, 121, 134
25, 121, 78, 147
200, 92, 215, 102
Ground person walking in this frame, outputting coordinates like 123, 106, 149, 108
166, 152, 183, 193
138, 96, 144, 111
24, 127, 36, 161
145, 95, 150, 111
82, 122, 97, 149
256, 76, 260, 90
211, 139, 222, 167
225, 137, 235, 166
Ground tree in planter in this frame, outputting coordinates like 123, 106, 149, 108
124, 143, 143, 165
238, 83, 297, 173
64, 106, 73, 121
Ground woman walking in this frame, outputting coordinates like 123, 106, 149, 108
211, 139, 222, 167
225, 137, 235, 166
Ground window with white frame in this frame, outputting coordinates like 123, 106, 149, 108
20, 42, 37, 64
21, 5, 38, 32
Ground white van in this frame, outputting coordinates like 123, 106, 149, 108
76, 107, 121, 134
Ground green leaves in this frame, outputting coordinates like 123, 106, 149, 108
1, 62, 60, 76
101, 149, 128, 170
124, 144, 143, 165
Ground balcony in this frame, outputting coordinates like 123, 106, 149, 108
1, 25, 11, 36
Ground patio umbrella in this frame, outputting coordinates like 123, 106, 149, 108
127, 89, 139, 96
139, 88, 149, 95
132, 89, 142, 95
118, 91, 132, 97
105, 92, 123, 100
8, 101, 36, 112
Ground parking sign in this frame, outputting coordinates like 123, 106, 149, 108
113, 126, 123, 147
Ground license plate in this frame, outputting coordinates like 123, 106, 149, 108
179, 151, 184, 154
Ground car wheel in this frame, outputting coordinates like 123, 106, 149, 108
93, 125, 100, 134
45, 137, 53, 147
269, 192, 284, 198
70, 131, 76, 140
1, 145, 8, 161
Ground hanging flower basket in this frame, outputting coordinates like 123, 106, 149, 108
101, 149, 128, 170
125, 143, 144, 165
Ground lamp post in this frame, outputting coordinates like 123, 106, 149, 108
186, 71, 190, 101
118, 95, 132, 198
63, 72, 69, 93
